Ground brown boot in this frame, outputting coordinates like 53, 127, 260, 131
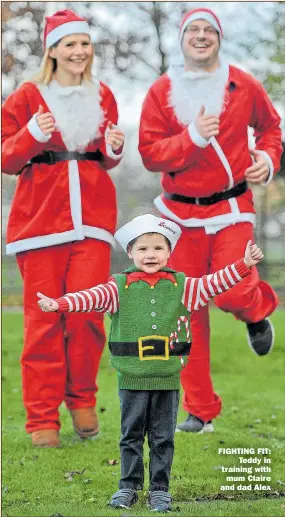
70, 408, 99, 438
32, 429, 60, 448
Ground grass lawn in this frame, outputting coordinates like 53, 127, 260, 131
2, 310, 285, 517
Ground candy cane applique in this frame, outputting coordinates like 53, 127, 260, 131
170, 316, 191, 367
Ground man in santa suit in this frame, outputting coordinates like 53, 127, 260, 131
139, 8, 282, 433
2, 9, 125, 447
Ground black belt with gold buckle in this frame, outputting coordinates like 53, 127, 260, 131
109, 337, 191, 360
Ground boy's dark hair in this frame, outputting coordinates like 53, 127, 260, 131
127, 232, 171, 252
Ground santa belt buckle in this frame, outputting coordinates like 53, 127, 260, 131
138, 335, 169, 361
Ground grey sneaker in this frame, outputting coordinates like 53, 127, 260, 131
148, 491, 172, 512
176, 413, 214, 433
246, 318, 275, 356
108, 488, 138, 509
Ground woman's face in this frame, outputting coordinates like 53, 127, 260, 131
49, 34, 93, 80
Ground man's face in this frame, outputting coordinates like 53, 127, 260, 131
181, 19, 220, 69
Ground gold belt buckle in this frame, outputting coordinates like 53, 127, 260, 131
138, 335, 169, 361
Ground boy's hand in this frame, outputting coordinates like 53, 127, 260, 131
37, 292, 59, 312
244, 240, 264, 268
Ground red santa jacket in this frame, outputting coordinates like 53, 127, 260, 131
139, 65, 282, 227
2, 80, 122, 255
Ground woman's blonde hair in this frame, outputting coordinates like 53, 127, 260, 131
31, 39, 94, 85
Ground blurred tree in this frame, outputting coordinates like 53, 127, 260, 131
2, 2, 284, 98
2, 1, 45, 99
234, 1, 285, 106
65, 1, 186, 82
263, 3, 285, 104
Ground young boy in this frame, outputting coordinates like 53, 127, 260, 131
37, 214, 264, 512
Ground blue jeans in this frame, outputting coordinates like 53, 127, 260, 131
118, 389, 179, 491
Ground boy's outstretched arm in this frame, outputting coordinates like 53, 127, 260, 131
37, 278, 119, 314
182, 240, 264, 312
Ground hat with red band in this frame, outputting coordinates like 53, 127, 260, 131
115, 214, 182, 252
179, 8, 223, 45
44, 9, 90, 50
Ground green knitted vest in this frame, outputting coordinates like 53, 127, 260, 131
109, 266, 191, 390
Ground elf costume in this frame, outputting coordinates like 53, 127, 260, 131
49, 214, 252, 507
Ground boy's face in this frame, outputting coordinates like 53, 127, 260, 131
127, 233, 171, 274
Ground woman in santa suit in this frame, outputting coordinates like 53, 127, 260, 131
2, 9, 125, 447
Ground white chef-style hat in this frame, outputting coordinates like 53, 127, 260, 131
115, 214, 182, 252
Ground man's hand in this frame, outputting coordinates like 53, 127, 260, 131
244, 240, 264, 268
245, 149, 270, 184
36, 105, 56, 136
194, 105, 220, 140
37, 292, 59, 312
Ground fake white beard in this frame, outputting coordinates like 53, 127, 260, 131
168, 61, 229, 125
45, 80, 104, 151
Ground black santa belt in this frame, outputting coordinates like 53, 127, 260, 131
16, 149, 104, 175
30, 149, 103, 165
109, 337, 191, 360
164, 181, 247, 205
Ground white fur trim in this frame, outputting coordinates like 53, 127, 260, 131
45, 21, 90, 48
37, 81, 104, 152
204, 223, 234, 235
27, 114, 51, 143
6, 230, 80, 255
209, 137, 234, 189
167, 61, 229, 126
6, 226, 115, 256
228, 197, 240, 215
83, 226, 115, 247
154, 194, 256, 229
188, 121, 209, 148
256, 150, 274, 186
180, 12, 221, 45
106, 143, 124, 160
68, 160, 84, 239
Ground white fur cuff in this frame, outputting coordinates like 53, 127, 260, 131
106, 143, 124, 160
188, 122, 210, 148
27, 114, 51, 143
256, 150, 274, 186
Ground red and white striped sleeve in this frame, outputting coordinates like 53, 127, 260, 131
182, 259, 251, 312
56, 276, 119, 314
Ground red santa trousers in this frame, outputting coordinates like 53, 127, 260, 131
169, 222, 278, 422
16, 238, 111, 433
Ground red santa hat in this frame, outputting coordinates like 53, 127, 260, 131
179, 8, 223, 45
44, 9, 91, 50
